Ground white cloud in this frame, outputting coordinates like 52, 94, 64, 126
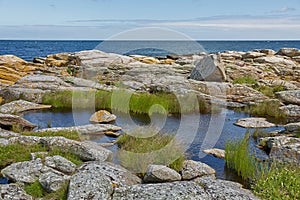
272, 6, 296, 13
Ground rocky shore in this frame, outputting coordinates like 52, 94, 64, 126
0, 47, 300, 199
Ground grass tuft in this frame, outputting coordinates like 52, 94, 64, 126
253, 164, 300, 200
254, 85, 285, 98
42, 90, 209, 115
225, 132, 258, 181
24, 180, 69, 200
116, 127, 186, 177
249, 100, 286, 120
233, 77, 257, 85
22, 130, 81, 141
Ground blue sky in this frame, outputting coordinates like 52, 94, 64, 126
0, 0, 300, 40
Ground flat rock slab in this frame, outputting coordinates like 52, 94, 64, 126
36, 124, 122, 135
276, 90, 300, 105
0, 113, 36, 131
234, 118, 276, 128
112, 181, 209, 200
284, 122, 300, 133
0, 100, 51, 114
203, 148, 226, 159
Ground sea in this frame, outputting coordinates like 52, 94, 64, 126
1, 40, 300, 61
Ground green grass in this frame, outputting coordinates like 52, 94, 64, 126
254, 85, 285, 98
24, 181, 69, 200
0, 143, 83, 170
42, 89, 209, 114
116, 128, 186, 176
225, 133, 258, 181
233, 77, 257, 85
253, 164, 300, 200
22, 130, 81, 141
249, 100, 286, 120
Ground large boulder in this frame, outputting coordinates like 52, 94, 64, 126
180, 160, 216, 180
190, 54, 226, 82
1, 159, 47, 183
0, 55, 44, 85
277, 48, 300, 57
38, 170, 70, 192
0, 184, 33, 200
143, 165, 181, 183
260, 136, 300, 164
234, 118, 276, 128
276, 90, 300, 106
0, 100, 51, 114
280, 104, 300, 117
195, 176, 259, 200
44, 156, 76, 174
0, 113, 36, 131
68, 162, 141, 200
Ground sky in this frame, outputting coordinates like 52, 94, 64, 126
0, 0, 300, 40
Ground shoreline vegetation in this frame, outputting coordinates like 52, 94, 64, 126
225, 131, 300, 199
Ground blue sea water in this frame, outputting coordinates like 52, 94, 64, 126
0, 40, 300, 61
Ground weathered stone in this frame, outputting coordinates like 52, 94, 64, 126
39, 170, 70, 192
0, 128, 20, 138
280, 104, 300, 117
181, 160, 216, 180
203, 148, 226, 159
254, 56, 296, 66
45, 53, 81, 67
112, 181, 209, 200
242, 51, 266, 59
41, 137, 113, 162
143, 165, 181, 183
234, 118, 276, 128
90, 110, 117, 123
131, 55, 160, 64
190, 54, 226, 82
1, 159, 45, 183
284, 122, 300, 133
195, 176, 259, 200
0, 113, 36, 131
68, 162, 141, 200
0, 100, 51, 114
277, 48, 300, 57
0, 184, 33, 200
36, 124, 122, 135
261, 136, 300, 164
45, 156, 76, 174
276, 90, 300, 105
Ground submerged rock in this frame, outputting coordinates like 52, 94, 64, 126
234, 118, 276, 128
143, 165, 181, 183
0, 100, 51, 114
203, 148, 226, 159
181, 160, 216, 180
89, 110, 117, 124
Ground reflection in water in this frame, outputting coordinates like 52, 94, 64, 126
23, 109, 283, 183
